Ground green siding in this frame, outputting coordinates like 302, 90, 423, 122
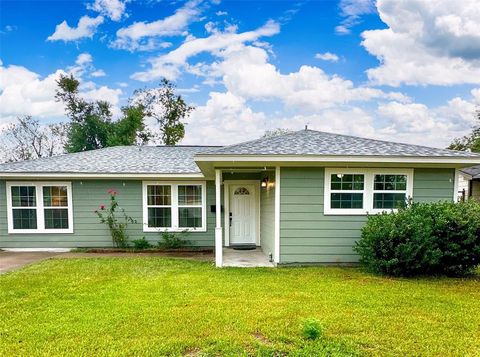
279, 167, 456, 264
0, 167, 457, 256
260, 171, 275, 258
413, 168, 455, 202
0, 180, 216, 248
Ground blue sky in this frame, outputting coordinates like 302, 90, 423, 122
1, 0, 479, 147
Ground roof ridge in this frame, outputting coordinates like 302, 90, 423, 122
202, 129, 302, 154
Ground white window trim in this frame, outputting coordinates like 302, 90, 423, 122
142, 181, 207, 232
6, 181, 74, 234
324, 168, 413, 215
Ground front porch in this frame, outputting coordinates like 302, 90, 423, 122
213, 168, 281, 267
222, 247, 274, 267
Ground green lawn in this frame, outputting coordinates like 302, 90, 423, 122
1, 258, 479, 356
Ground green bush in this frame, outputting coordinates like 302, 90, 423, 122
132, 237, 152, 250
158, 231, 189, 249
354, 200, 480, 276
302, 318, 323, 340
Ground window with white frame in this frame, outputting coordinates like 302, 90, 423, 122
324, 169, 413, 215
6, 182, 73, 233
143, 182, 206, 232
373, 174, 408, 209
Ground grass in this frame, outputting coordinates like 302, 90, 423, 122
0, 258, 479, 356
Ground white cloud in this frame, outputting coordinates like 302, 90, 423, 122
215, 45, 409, 111
75, 53, 93, 66
87, 0, 128, 22
375, 96, 478, 147
183, 91, 266, 145
216, 11, 227, 16
362, 0, 480, 86
315, 52, 339, 62
112, 0, 203, 51
0, 58, 122, 125
335, 0, 375, 34
91, 69, 106, 77
131, 20, 281, 81
0, 65, 65, 122
68, 53, 106, 79
47, 15, 104, 42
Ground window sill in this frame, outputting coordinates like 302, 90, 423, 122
323, 208, 399, 216
143, 227, 207, 233
8, 229, 74, 234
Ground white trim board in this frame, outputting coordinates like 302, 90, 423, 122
0, 173, 205, 179
274, 166, 280, 264
195, 155, 480, 165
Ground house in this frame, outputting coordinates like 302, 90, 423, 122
459, 165, 480, 201
1, 129, 480, 267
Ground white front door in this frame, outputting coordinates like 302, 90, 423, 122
229, 184, 257, 245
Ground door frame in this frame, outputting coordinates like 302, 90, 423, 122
223, 180, 261, 247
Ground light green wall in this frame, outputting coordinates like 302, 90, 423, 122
279, 167, 456, 264
412, 168, 455, 202
0, 180, 216, 248
0, 167, 456, 255
260, 171, 275, 258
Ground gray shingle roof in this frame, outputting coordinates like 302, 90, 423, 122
0, 146, 217, 174
460, 165, 480, 178
200, 130, 480, 157
1, 130, 479, 175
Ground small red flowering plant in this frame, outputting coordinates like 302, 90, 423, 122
95, 189, 135, 248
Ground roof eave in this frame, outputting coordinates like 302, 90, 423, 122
0, 172, 205, 179
194, 154, 480, 165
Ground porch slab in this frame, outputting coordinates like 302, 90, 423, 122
222, 247, 275, 267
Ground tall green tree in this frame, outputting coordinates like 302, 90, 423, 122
132, 78, 194, 145
448, 109, 480, 152
55, 74, 150, 153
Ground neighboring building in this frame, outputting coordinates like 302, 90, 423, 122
1, 129, 480, 266
459, 165, 480, 201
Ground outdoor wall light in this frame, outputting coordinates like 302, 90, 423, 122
261, 177, 269, 188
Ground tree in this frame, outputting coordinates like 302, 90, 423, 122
0, 116, 68, 163
55, 74, 150, 153
448, 108, 480, 152
132, 78, 194, 145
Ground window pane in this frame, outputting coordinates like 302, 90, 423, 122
148, 207, 172, 227
373, 193, 406, 209
330, 174, 364, 190
178, 207, 202, 228
43, 186, 68, 207
374, 175, 407, 191
178, 185, 202, 205
12, 209, 37, 229
147, 186, 171, 206
331, 193, 363, 209
11, 186, 36, 207
44, 209, 69, 229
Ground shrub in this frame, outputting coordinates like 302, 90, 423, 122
354, 200, 480, 276
302, 318, 323, 340
158, 231, 189, 249
132, 237, 152, 250
95, 189, 136, 248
